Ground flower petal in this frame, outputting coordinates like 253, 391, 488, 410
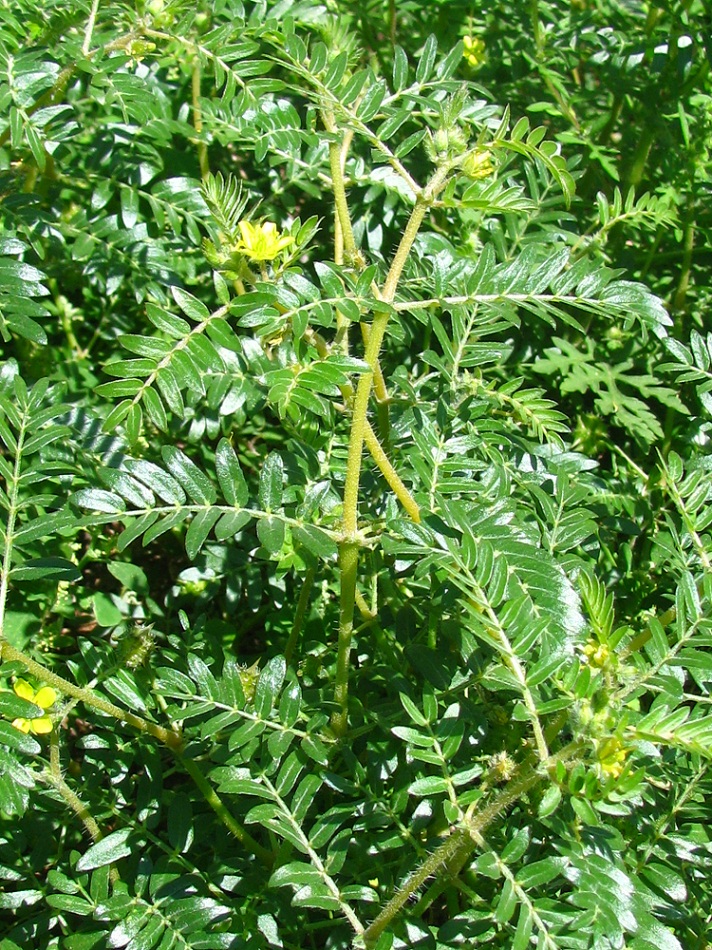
31, 716, 53, 735
12, 717, 32, 733
35, 687, 57, 710
13, 679, 35, 702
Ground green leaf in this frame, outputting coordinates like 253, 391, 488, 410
408, 776, 448, 796
11, 558, 82, 581
399, 692, 428, 727
258, 452, 284, 511
278, 676, 301, 727
75, 829, 133, 872
45, 894, 94, 915
215, 438, 248, 507
257, 515, 285, 554
270, 860, 323, 891
254, 655, 286, 718
162, 446, 217, 505
171, 286, 211, 322
185, 509, 222, 558
292, 524, 337, 559
0, 721, 41, 754
142, 386, 167, 431
415, 35, 437, 84
123, 459, 186, 504
0, 693, 44, 721
167, 793, 194, 854
392, 45, 408, 89
71, 489, 126, 513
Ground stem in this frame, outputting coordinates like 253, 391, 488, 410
388, 0, 397, 46
361, 743, 583, 947
530, 0, 543, 53
284, 566, 315, 665
0, 422, 26, 648
671, 197, 695, 319
82, 0, 100, 56
0, 642, 182, 749
331, 540, 359, 737
176, 752, 273, 865
324, 111, 358, 265
361, 322, 391, 448
46, 731, 120, 885
625, 124, 655, 189
363, 422, 420, 522
332, 164, 451, 736
192, 59, 210, 180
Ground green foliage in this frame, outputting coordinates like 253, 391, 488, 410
0, 1, 710, 948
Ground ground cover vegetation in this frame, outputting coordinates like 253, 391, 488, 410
0, 0, 711, 946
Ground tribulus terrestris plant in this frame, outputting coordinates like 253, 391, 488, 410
0, 1, 711, 948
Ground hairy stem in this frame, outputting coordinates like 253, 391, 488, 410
46, 731, 120, 885
332, 164, 451, 735
1, 642, 182, 749
324, 111, 359, 266
361, 743, 582, 947
363, 421, 420, 522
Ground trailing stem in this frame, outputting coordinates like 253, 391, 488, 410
359, 742, 583, 948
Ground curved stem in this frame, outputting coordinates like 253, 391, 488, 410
176, 752, 273, 865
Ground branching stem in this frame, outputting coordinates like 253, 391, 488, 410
332, 163, 451, 735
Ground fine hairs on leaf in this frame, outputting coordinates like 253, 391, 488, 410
0, 1, 710, 948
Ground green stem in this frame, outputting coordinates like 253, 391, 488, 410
361, 322, 391, 449
332, 164, 451, 736
0, 423, 26, 648
1, 642, 182, 749
530, 0, 543, 53
625, 124, 655, 189
363, 421, 420, 522
46, 731, 120, 885
82, 0, 100, 56
331, 540, 359, 737
671, 197, 695, 320
325, 111, 359, 266
176, 752, 273, 865
192, 59, 210, 180
284, 566, 315, 666
361, 743, 582, 947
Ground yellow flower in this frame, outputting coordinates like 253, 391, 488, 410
597, 737, 628, 779
233, 220, 293, 262
582, 639, 611, 668
11, 679, 57, 734
463, 35, 486, 69
461, 149, 495, 180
